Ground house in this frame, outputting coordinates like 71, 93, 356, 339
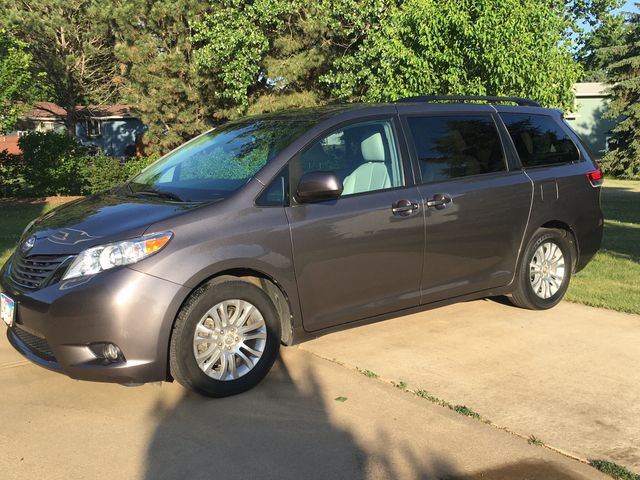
0, 102, 145, 158
74, 104, 145, 157
565, 83, 616, 159
0, 102, 67, 155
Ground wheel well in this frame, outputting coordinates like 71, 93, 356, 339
540, 221, 579, 270
189, 269, 294, 346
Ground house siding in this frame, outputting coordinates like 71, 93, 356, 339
565, 84, 617, 160
76, 118, 146, 157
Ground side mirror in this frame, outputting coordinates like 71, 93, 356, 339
296, 171, 343, 203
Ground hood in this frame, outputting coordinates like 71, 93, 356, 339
19, 193, 199, 256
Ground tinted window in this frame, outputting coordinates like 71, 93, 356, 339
407, 115, 506, 183
128, 119, 312, 202
500, 113, 579, 167
296, 119, 404, 196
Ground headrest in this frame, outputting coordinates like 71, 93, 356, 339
361, 132, 386, 162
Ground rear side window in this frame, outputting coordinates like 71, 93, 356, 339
500, 113, 579, 167
406, 115, 506, 183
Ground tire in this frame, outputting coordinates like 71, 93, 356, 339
169, 279, 281, 397
510, 228, 573, 310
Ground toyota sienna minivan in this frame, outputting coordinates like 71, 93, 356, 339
1, 96, 603, 397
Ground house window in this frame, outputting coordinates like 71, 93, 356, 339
86, 119, 102, 138
605, 135, 613, 153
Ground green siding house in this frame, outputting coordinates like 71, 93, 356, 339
565, 83, 616, 160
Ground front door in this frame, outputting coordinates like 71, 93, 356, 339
403, 113, 533, 303
286, 118, 425, 332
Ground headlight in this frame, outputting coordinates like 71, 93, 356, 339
62, 232, 173, 280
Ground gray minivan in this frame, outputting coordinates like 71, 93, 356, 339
1, 96, 603, 397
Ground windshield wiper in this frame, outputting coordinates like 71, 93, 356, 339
130, 189, 185, 202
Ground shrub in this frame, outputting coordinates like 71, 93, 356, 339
19, 131, 88, 195
82, 155, 159, 194
0, 150, 29, 197
82, 154, 129, 194
123, 155, 158, 178
2, 131, 160, 198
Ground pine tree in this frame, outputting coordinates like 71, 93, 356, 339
604, 6, 640, 179
0, 0, 120, 135
112, 0, 212, 156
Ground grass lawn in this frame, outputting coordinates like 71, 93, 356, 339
566, 178, 640, 314
0, 181, 638, 314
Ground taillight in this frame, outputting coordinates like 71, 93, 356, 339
587, 165, 603, 187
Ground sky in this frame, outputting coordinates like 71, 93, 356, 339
620, 1, 638, 13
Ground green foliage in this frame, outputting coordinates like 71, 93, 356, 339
112, 0, 211, 156
603, 8, 640, 179
0, 132, 156, 197
0, 1, 119, 132
324, 0, 581, 110
452, 405, 481, 419
0, 30, 46, 133
19, 132, 88, 196
577, 12, 628, 81
193, 0, 394, 117
527, 435, 545, 446
590, 459, 640, 480
79, 154, 157, 195
81, 155, 130, 194
357, 368, 379, 378
0, 151, 28, 197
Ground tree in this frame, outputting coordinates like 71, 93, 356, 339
0, 0, 120, 135
323, 0, 582, 110
0, 30, 47, 133
192, 0, 395, 118
111, 0, 212, 155
577, 13, 628, 81
603, 6, 640, 179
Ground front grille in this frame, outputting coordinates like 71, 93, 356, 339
12, 325, 56, 362
9, 254, 68, 290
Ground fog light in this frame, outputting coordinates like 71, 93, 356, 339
103, 343, 121, 361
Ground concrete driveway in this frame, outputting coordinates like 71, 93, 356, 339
1, 325, 608, 479
301, 298, 640, 472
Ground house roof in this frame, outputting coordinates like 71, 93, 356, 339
23, 102, 135, 121
77, 104, 135, 119
25, 102, 67, 120
574, 82, 610, 97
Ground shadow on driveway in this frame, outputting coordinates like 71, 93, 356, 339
143, 354, 595, 480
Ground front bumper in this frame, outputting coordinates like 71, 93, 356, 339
1, 264, 190, 384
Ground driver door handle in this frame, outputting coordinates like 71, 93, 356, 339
426, 193, 452, 209
392, 199, 420, 216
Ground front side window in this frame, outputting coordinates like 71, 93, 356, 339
406, 115, 506, 184
296, 119, 404, 196
500, 113, 579, 167
128, 119, 312, 202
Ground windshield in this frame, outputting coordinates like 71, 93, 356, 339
127, 119, 313, 202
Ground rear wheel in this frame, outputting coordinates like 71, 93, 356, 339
510, 228, 573, 310
169, 279, 281, 397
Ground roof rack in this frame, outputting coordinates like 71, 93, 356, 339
396, 95, 542, 107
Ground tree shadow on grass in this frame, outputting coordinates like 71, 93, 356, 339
601, 185, 640, 225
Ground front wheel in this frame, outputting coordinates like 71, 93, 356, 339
169, 279, 281, 397
510, 228, 573, 310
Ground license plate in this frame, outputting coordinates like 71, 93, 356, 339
1, 293, 15, 327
